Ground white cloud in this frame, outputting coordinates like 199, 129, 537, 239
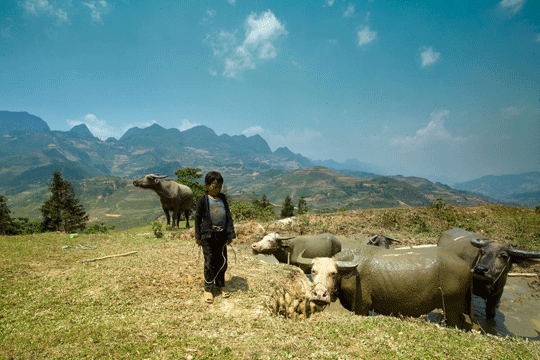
83, 1, 111, 23
326, 0, 336, 6
242, 126, 264, 136
226, 0, 236, 5
536, 33, 540, 42
499, 0, 527, 14
67, 114, 117, 140
208, 68, 218, 76
357, 26, 377, 46
206, 10, 287, 78
1, 26, 12, 39
343, 5, 356, 18
19, 0, 69, 23
177, 119, 200, 132
500, 106, 522, 119
200, 9, 216, 25
420, 46, 441, 68
390, 110, 466, 150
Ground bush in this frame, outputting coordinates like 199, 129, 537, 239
230, 201, 275, 222
151, 221, 164, 238
84, 222, 115, 234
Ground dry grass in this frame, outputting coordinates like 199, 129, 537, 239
1, 205, 539, 359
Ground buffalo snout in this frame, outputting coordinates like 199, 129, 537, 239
311, 284, 332, 305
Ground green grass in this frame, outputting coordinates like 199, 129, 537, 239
1, 206, 540, 359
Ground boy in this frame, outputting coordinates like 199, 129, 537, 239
194, 171, 236, 304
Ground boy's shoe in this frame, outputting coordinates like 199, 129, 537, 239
217, 287, 230, 298
203, 291, 214, 304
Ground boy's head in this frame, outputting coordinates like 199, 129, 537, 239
205, 171, 224, 196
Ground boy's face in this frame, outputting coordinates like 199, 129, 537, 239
206, 181, 223, 197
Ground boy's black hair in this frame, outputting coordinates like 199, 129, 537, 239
205, 171, 224, 186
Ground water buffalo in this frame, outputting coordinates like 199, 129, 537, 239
251, 232, 342, 274
438, 228, 540, 319
133, 174, 194, 228
366, 234, 401, 249
298, 245, 473, 328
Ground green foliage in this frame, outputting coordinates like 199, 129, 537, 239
84, 222, 115, 234
536, 205, 540, 215
151, 221, 163, 238
175, 168, 206, 209
0, 194, 17, 235
297, 196, 308, 215
281, 195, 295, 218
13, 217, 42, 235
40, 171, 89, 233
230, 197, 275, 222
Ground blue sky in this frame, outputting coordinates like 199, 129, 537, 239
1, 0, 539, 184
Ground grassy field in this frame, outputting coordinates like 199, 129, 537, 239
1, 205, 539, 359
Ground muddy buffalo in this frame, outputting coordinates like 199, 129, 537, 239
298, 245, 473, 328
366, 234, 401, 249
438, 228, 540, 319
133, 174, 194, 228
251, 232, 342, 274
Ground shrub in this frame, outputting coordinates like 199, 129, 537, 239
151, 221, 164, 238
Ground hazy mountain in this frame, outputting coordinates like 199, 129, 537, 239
453, 172, 540, 207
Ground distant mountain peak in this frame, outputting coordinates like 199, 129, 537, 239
69, 124, 97, 140
0, 111, 51, 134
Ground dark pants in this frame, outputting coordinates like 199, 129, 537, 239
201, 231, 228, 292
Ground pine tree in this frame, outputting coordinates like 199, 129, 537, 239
280, 195, 295, 218
0, 195, 17, 235
174, 168, 206, 212
297, 196, 308, 215
40, 171, 89, 233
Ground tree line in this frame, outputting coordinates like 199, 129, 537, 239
1, 171, 91, 235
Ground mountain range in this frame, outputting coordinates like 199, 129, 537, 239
0, 111, 537, 226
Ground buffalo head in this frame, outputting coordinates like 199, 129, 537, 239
133, 174, 169, 189
297, 250, 359, 306
367, 234, 401, 249
470, 239, 540, 287
251, 232, 295, 255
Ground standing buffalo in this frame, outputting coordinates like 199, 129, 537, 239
298, 245, 473, 328
251, 232, 342, 274
366, 234, 401, 249
438, 228, 540, 319
133, 174, 194, 228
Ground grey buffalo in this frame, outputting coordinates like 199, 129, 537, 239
438, 228, 540, 319
133, 174, 194, 228
251, 232, 342, 274
298, 245, 473, 328
366, 234, 401, 249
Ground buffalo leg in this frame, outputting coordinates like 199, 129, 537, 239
185, 211, 190, 228
163, 208, 171, 226
485, 297, 499, 319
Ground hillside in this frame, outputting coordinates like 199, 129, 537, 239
228, 167, 489, 212
454, 172, 540, 207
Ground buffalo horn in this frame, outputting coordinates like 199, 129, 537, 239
386, 236, 401, 243
508, 248, 540, 260
470, 239, 489, 248
154, 174, 170, 179
367, 235, 378, 244
296, 249, 314, 267
336, 256, 360, 272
